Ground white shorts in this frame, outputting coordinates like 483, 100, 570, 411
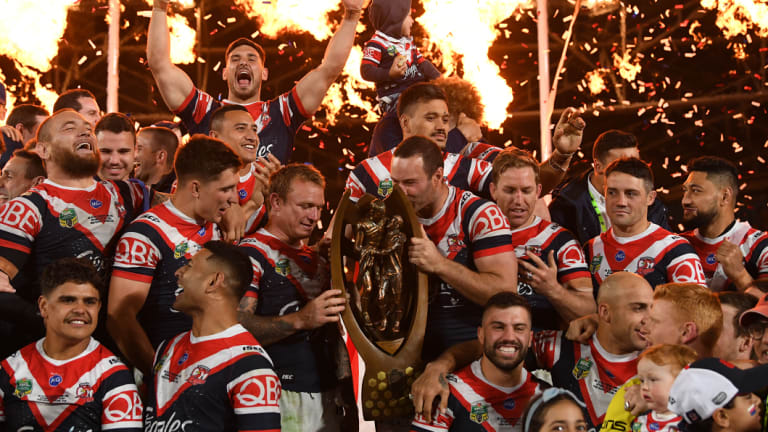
280, 389, 341, 432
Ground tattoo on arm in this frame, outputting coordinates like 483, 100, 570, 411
237, 296, 297, 346
438, 373, 448, 389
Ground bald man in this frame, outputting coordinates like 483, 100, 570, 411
410, 272, 653, 429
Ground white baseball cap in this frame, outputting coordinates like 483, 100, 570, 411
668, 358, 768, 424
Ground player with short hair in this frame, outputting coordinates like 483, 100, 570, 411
53, 89, 101, 127
0, 258, 142, 432
144, 241, 281, 432
586, 157, 706, 289
148, 0, 364, 163
108, 135, 241, 375
680, 156, 768, 293
0, 149, 46, 204
0, 104, 49, 168
134, 126, 178, 193
95, 112, 136, 181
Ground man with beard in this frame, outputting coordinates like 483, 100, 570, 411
410, 272, 652, 429
95, 112, 135, 181
489, 148, 594, 330
411, 292, 543, 431
0, 110, 147, 354
346, 83, 586, 203
680, 156, 768, 293
148, 0, 363, 163
108, 135, 241, 376
586, 157, 706, 289
133, 126, 178, 193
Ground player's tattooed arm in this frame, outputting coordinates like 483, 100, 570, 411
237, 296, 296, 346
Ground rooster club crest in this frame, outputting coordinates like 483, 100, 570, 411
637, 257, 655, 276
76, 383, 94, 402
14, 378, 32, 397
174, 242, 189, 259
188, 365, 210, 385
59, 208, 78, 228
447, 235, 465, 253
469, 403, 489, 424
572, 357, 593, 380
276, 258, 291, 276
377, 179, 393, 197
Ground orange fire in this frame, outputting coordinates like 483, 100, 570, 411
701, 0, 768, 39
233, 0, 340, 40
0, 0, 77, 111
418, 0, 531, 129
585, 69, 608, 95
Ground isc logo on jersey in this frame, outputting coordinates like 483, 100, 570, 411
234, 371, 281, 410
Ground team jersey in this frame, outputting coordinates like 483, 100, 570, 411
511, 217, 591, 330
345, 149, 493, 203
411, 360, 542, 432
238, 229, 336, 393
585, 223, 706, 290
0, 338, 142, 432
145, 325, 281, 432
174, 86, 309, 163
112, 200, 219, 348
0, 179, 144, 302
630, 411, 682, 432
681, 220, 768, 291
459, 142, 501, 163
421, 186, 514, 360
361, 31, 431, 99
533, 331, 639, 428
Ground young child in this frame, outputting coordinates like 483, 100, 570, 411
633, 344, 698, 431
361, 0, 440, 113
668, 357, 766, 432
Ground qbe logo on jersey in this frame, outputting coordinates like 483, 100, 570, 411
104, 391, 143, 424
234, 371, 281, 411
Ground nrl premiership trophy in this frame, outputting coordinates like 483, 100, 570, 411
330, 186, 428, 420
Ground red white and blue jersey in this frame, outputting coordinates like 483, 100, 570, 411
585, 223, 706, 290
631, 411, 682, 432
174, 86, 309, 163
511, 217, 591, 330
0, 338, 142, 432
145, 325, 280, 432
238, 229, 336, 393
237, 165, 269, 234
112, 200, 219, 348
0, 179, 144, 302
681, 220, 768, 291
421, 186, 514, 360
345, 149, 493, 203
533, 331, 639, 429
362, 31, 430, 99
459, 142, 501, 164
411, 360, 542, 432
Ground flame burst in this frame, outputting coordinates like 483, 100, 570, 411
0, 0, 77, 111
234, 0, 340, 40
585, 69, 608, 95
701, 0, 768, 38
324, 46, 377, 123
418, 0, 531, 128
613, 52, 642, 82
167, 14, 197, 64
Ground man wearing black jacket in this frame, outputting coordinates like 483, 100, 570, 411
549, 130, 669, 245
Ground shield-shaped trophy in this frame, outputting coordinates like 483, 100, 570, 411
330, 186, 428, 420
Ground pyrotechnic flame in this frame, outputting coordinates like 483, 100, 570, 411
167, 14, 197, 64
701, 0, 768, 39
322, 46, 377, 123
613, 52, 641, 82
585, 69, 608, 95
0, 0, 76, 110
233, 0, 339, 40
418, 0, 531, 129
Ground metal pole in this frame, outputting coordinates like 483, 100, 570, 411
106, 0, 120, 113
536, 0, 552, 159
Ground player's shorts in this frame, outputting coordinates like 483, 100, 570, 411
280, 389, 341, 432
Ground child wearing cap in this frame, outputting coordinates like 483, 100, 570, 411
632, 344, 698, 432
668, 357, 766, 432
360, 0, 440, 113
